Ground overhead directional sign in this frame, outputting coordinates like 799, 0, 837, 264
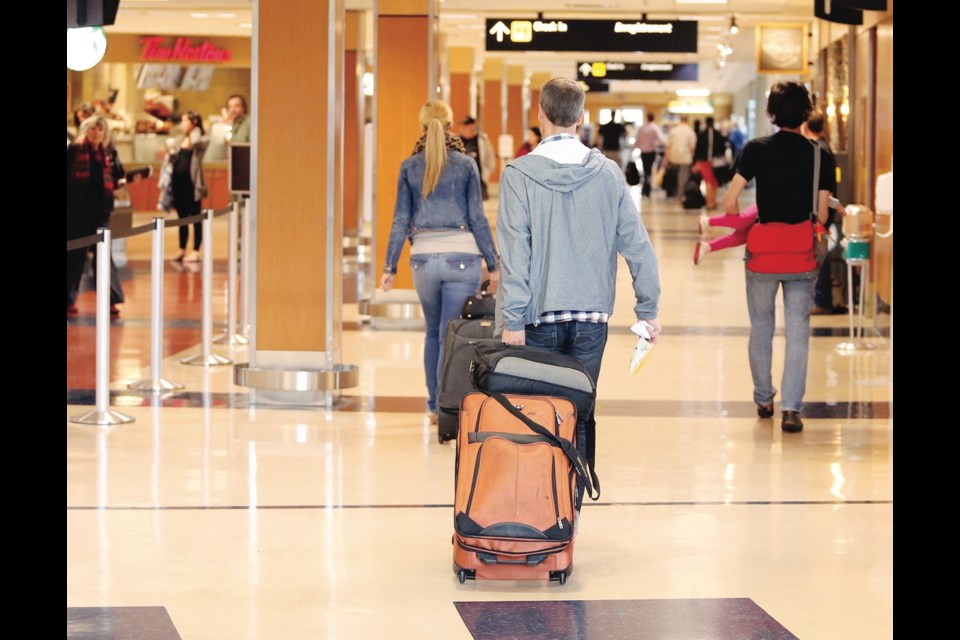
486, 19, 698, 52
577, 61, 699, 82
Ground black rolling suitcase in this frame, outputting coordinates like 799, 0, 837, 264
436, 318, 498, 443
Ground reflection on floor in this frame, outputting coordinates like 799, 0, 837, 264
67, 189, 893, 640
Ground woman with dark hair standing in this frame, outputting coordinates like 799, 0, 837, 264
721, 81, 836, 433
380, 100, 500, 424
162, 111, 209, 262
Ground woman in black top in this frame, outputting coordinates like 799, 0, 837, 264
721, 81, 836, 434
168, 111, 209, 262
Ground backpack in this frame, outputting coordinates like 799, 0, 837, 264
682, 176, 706, 209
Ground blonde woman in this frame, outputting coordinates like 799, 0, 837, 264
67, 114, 127, 315
380, 100, 500, 423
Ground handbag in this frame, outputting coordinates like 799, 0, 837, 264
746, 140, 826, 275
459, 279, 496, 319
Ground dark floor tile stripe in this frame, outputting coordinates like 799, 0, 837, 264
67, 607, 181, 640
67, 499, 892, 511
453, 600, 797, 640
455, 598, 798, 640
66, 390, 892, 419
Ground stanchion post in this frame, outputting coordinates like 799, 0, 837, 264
182, 210, 232, 366
129, 217, 184, 391
70, 228, 135, 425
241, 197, 251, 338
215, 200, 247, 345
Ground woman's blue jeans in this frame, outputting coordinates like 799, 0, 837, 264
745, 270, 817, 413
410, 252, 482, 413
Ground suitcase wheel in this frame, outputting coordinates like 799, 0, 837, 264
550, 570, 568, 585
437, 411, 458, 443
457, 569, 475, 584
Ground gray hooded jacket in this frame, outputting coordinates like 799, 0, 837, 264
496, 147, 660, 332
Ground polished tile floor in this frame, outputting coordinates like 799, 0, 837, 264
66, 185, 893, 640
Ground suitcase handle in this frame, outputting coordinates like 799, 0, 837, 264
477, 552, 547, 566
484, 390, 600, 501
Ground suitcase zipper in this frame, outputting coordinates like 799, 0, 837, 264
552, 455, 562, 530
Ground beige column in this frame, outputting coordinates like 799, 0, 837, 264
373, 0, 439, 291
506, 65, 525, 159
527, 72, 552, 132
236, 0, 358, 406
481, 58, 504, 185
448, 47, 475, 124
343, 11, 364, 238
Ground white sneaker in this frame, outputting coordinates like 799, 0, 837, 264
694, 241, 711, 265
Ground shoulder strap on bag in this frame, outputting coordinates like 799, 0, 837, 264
485, 390, 601, 501
811, 140, 821, 222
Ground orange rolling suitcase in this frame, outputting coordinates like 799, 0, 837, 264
452, 390, 597, 585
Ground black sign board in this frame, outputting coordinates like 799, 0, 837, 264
486, 19, 698, 53
576, 61, 698, 82
581, 80, 610, 93
229, 143, 250, 194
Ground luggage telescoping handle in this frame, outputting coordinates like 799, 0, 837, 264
484, 390, 600, 501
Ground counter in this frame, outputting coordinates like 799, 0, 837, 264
122, 161, 233, 212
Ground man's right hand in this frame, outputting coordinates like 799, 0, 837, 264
502, 329, 525, 345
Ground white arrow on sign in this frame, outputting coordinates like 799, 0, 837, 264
489, 21, 510, 42
579, 63, 593, 76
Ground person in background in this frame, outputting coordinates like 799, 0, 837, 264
458, 116, 497, 200
67, 115, 127, 317
68, 102, 94, 147
596, 112, 627, 169
497, 77, 661, 498
804, 111, 848, 315
663, 115, 697, 201
727, 119, 746, 160
721, 81, 836, 434
514, 126, 542, 158
223, 94, 250, 143
160, 111, 210, 262
693, 116, 729, 210
380, 100, 500, 425
632, 112, 667, 199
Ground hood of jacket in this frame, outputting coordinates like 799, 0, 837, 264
506, 148, 609, 194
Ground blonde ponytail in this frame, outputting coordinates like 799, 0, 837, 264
419, 100, 453, 198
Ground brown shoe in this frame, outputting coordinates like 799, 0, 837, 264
781, 410, 804, 433
756, 401, 774, 419
810, 305, 832, 315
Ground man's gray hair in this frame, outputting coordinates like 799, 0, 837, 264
539, 78, 584, 128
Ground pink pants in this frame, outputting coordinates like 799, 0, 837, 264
707, 204, 758, 251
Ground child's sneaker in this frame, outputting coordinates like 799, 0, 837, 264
693, 241, 711, 265
698, 212, 710, 236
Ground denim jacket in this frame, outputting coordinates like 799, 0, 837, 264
383, 149, 499, 274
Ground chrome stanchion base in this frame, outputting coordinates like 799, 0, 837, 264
69, 409, 136, 426
836, 340, 877, 352
181, 353, 234, 366
213, 332, 249, 345
128, 378, 186, 391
